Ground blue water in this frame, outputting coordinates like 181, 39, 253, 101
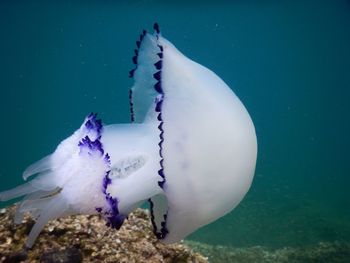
0, 0, 349, 250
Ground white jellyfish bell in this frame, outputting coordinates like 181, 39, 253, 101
0, 23, 257, 248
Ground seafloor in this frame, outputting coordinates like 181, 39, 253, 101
0, 206, 207, 263
186, 241, 350, 263
0, 205, 349, 263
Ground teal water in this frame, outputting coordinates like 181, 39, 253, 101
0, 0, 349, 252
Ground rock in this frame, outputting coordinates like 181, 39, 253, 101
2, 250, 27, 263
40, 247, 82, 263
0, 205, 207, 263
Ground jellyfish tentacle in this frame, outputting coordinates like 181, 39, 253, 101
0, 182, 38, 202
22, 154, 53, 180
25, 196, 69, 248
14, 189, 58, 224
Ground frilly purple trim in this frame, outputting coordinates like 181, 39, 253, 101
149, 23, 169, 240
80, 113, 126, 229
78, 136, 104, 155
85, 112, 102, 134
128, 29, 148, 122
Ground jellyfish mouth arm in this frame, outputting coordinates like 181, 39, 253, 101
99, 123, 163, 216
0, 115, 162, 248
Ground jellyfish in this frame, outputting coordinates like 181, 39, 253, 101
0, 23, 257, 248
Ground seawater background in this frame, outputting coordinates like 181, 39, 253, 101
0, 0, 349, 250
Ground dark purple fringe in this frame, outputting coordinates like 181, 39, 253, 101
128, 29, 148, 122
152, 23, 166, 190
148, 22, 169, 240
148, 198, 169, 239
79, 114, 125, 229
100, 154, 126, 229
148, 198, 158, 235
85, 113, 103, 135
79, 113, 104, 154
97, 157, 126, 230
102, 179, 126, 229
78, 136, 103, 155
129, 89, 135, 122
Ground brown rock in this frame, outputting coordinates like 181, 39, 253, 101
40, 247, 82, 263
0, 205, 208, 263
2, 250, 27, 263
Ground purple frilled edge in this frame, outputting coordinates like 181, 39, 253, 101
79, 113, 126, 230
129, 23, 169, 239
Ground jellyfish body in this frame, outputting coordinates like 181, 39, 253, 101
0, 24, 257, 248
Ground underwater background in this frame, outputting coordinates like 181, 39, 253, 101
0, 0, 349, 261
